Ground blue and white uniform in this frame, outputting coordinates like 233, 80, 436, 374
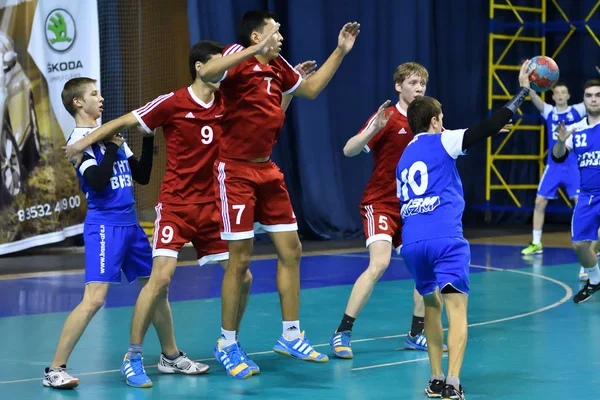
564, 118, 600, 242
396, 129, 471, 296
537, 103, 586, 199
67, 127, 152, 284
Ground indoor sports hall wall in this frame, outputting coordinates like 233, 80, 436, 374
187, 0, 599, 238
96, 0, 598, 240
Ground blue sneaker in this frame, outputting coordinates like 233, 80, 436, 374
273, 331, 328, 362
404, 331, 448, 352
238, 343, 260, 375
329, 330, 353, 359
121, 354, 152, 388
213, 339, 254, 379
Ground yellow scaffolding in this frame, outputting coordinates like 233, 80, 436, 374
486, 0, 600, 216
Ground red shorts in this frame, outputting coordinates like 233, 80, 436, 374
214, 158, 297, 240
360, 203, 402, 253
152, 202, 229, 265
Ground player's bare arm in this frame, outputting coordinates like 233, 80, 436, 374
199, 23, 281, 83
551, 121, 575, 160
343, 100, 392, 157
281, 60, 318, 111
293, 22, 360, 100
528, 89, 546, 113
64, 113, 139, 162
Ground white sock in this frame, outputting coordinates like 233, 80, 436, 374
220, 328, 237, 347
584, 263, 600, 285
532, 230, 542, 245
283, 320, 301, 340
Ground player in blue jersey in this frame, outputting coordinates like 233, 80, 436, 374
552, 79, 600, 303
43, 78, 205, 389
396, 62, 532, 399
522, 84, 587, 265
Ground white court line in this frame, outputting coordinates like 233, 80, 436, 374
352, 355, 448, 371
0, 262, 572, 384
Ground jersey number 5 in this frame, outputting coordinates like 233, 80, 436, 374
400, 161, 429, 201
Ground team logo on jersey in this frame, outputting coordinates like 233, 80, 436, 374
398, 127, 407, 134
185, 112, 195, 119
45, 9, 76, 52
567, 112, 574, 121
401, 196, 441, 218
253, 65, 262, 72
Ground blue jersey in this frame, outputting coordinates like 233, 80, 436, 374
67, 127, 138, 225
565, 118, 600, 195
542, 103, 586, 166
396, 129, 467, 244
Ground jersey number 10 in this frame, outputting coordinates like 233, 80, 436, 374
399, 161, 429, 201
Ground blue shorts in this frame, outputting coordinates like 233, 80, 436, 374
537, 164, 580, 199
84, 223, 152, 284
401, 237, 471, 296
571, 193, 600, 242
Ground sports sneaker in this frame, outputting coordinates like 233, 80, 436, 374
213, 339, 254, 379
404, 331, 448, 352
329, 330, 353, 359
42, 365, 79, 389
238, 343, 260, 375
425, 379, 445, 398
273, 331, 329, 362
121, 354, 152, 388
441, 384, 465, 400
521, 242, 543, 255
158, 350, 209, 374
579, 267, 589, 282
573, 279, 600, 303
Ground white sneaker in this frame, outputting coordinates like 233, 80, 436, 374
43, 365, 79, 389
157, 351, 209, 375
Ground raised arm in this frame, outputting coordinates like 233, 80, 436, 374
343, 100, 392, 157
551, 121, 575, 162
461, 60, 533, 151
293, 23, 360, 100
64, 113, 139, 162
281, 60, 318, 111
200, 24, 281, 83
528, 89, 546, 113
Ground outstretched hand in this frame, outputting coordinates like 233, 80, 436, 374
555, 121, 575, 143
337, 22, 360, 55
372, 100, 393, 131
294, 60, 318, 79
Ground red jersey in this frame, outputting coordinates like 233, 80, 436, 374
359, 103, 414, 208
132, 86, 224, 204
217, 44, 302, 159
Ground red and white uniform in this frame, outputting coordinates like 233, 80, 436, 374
358, 103, 414, 252
214, 44, 302, 240
132, 87, 228, 265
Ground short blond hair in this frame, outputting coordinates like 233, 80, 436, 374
61, 77, 96, 116
393, 62, 429, 92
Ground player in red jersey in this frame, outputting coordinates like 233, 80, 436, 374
64, 40, 316, 387
329, 63, 448, 361
199, 10, 360, 378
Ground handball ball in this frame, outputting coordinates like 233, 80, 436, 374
527, 56, 559, 92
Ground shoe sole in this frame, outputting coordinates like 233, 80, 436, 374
332, 352, 353, 359
125, 381, 152, 388
42, 379, 79, 389
425, 391, 442, 398
522, 250, 542, 255
272, 348, 329, 362
157, 364, 210, 375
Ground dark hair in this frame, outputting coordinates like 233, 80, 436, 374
584, 79, 600, 91
189, 40, 225, 81
61, 77, 97, 116
552, 82, 568, 91
237, 10, 277, 48
407, 96, 443, 134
